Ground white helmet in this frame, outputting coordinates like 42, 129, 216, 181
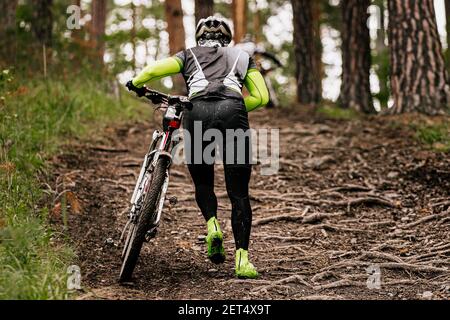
195, 16, 233, 46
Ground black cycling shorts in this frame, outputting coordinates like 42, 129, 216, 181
183, 97, 252, 167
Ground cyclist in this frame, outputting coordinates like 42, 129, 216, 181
126, 16, 269, 279
235, 35, 283, 108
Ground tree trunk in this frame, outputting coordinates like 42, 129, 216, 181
291, 0, 321, 105
30, 0, 53, 47
0, 1, 18, 34
165, 0, 186, 55
0, 0, 18, 65
374, 0, 389, 109
232, 0, 247, 43
339, 0, 374, 113
444, 0, 450, 66
312, 1, 323, 97
253, 0, 262, 43
131, 2, 137, 72
195, 0, 214, 25
446, 0, 450, 50
71, 0, 82, 42
165, 0, 186, 94
91, 0, 107, 65
388, 0, 450, 114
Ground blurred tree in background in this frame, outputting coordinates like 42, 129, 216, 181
372, 0, 389, 109
0, 1, 19, 65
0, 0, 449, 114
90, 0, 107, 67
339, 0, 373, 113
445, 0, 450, 66
291, 0, 322, 105
195, 0, 214, 25
165, 0, 186, 93
30, 0, 53, 47
232, 0, 247, 43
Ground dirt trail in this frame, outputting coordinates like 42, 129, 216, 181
51, 108, 449, 300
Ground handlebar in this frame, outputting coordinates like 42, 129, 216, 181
126, 81, 193, 110
142, 87, 170, 104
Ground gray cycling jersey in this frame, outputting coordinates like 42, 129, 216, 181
175, 46, 257, 100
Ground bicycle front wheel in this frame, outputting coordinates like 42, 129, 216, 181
119, 157, 169, 282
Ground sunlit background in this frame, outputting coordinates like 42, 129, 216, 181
79, 0, 449, 107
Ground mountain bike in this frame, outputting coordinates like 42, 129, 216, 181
119, 86, 192, 282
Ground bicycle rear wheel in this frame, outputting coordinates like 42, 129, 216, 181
119, 157, 169, 282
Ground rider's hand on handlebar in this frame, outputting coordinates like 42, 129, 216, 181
126, 80, 147, 97
146, 90, 166, 104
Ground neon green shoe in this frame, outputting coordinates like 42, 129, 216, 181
205, 217, 225, 264
235, 249, 259, 279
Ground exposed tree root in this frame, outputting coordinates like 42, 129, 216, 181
312, 223, 368, 233
296, 294, 344, 300
320, 259, 448, 274
259, 235, 311, 242
431, 200, 450, 208
377, 262, 448, 273
251, 275, 312, 294
89, 145, 128, 153
313, 279, 363, 290
253, 214, 303, 226
253, 211, 345, 226
320, 184, 373, 193
260, 195, 396, 208
402, 211, 449, 229
359, 251, 405, 263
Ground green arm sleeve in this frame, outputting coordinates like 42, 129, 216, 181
243, 69, 270, 112
132, 57, 183, 88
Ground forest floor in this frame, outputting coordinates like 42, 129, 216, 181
50, 107, 449, 300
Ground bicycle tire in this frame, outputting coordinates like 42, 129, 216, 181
119, 157, 169, 282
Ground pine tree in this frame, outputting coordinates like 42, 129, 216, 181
195, 0, 214, 25
232, 0, 247, 43
31, 0, 53, 47
0, 0, 19, 64
91, 0, 107, 65
165, 0, 186, 93
291, 0, 321, 104
340, 0, 373, 113
388, 0, 450, 114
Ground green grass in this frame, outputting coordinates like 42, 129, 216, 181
317, 104, 360, 120
0, 70, 146, 299
414, 122, 450, 152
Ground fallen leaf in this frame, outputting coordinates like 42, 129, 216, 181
66, 191, 83, 214
51, 202, 62, 219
